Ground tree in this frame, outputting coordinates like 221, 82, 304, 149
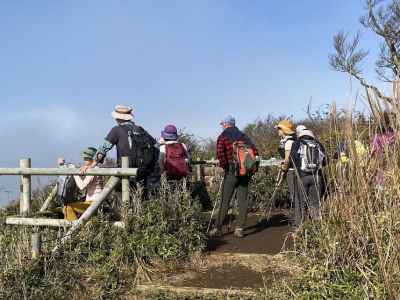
329, 0, 400, 103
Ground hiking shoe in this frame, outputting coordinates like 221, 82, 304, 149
234, 228, 244, 238
209, 227, 222, 238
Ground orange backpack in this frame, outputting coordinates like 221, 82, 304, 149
232, 141, 257, 176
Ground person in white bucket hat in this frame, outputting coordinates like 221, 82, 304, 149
81, 105, 159, 201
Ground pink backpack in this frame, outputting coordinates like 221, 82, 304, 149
164, 143, 189, 180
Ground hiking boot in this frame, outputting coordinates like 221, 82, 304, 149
234, 227, 244, 238
209, 227, 222, 238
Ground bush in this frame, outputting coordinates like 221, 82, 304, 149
0, 181, 205, 299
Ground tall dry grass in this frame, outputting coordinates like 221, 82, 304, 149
285, 96, 400, 299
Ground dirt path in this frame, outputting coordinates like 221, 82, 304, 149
134, 211, 298, 298
207, 212, 293, 254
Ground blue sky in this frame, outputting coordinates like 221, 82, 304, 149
0, 1, 389, 205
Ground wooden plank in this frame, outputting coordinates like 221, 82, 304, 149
6, 217, 75, 227
52, 176, 120, 254
6, 217, 125, 228
31, 231, 42, 259
40, 184, 58, 212
0, 167, 137, 176
20, 158, 31, 216
195, 165, 202, 181
192, 158, 282, 167
135, 284, 258, 297
121, 157, 130, 205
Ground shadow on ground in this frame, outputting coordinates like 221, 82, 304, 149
207, 211, 293, 254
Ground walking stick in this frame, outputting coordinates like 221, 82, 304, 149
263, 170, 283, 219
207, 178, 224, 233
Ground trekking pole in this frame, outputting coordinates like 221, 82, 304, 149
206, 178, 224, 233
263, 169, 283, 219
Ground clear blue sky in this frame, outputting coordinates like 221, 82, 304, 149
0, 1, 387, 205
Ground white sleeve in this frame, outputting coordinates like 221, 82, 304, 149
285, 140, 294, 152
73, 175, 94, 190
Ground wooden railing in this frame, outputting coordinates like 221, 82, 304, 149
0, 156, 281, 258
0, 157, 135, 257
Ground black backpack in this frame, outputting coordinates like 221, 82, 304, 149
57, 175, 80, 204
120, 124, 158, 178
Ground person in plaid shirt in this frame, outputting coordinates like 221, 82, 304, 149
211, 115, 258, 238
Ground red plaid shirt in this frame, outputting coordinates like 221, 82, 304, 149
217, 131, 258, 170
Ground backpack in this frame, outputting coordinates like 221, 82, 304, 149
278, 136, 295, 159
297, 139, 326, 174
164, 143, 189, 180
121, 124, 158, 177
56, 164, 80, 204
232, 140, 258, 176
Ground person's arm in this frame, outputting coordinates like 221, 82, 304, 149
73, 175, 94, 190
159, 144, 166, 173
281, 140, 293, 172
216, 135, 227, 169
80, 129, 118, 173
182, 143, 191, 162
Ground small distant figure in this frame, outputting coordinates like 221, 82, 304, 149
63, 147, 104, 221
371, 111, 396, 157
57, 157, 66, 167
290, 126, 326, 227
371, 111, 396, 188
210, 115, 259, 238
159, 124, 190, 182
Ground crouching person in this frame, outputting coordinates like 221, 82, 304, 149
211, 115, 259, 238
290, 127, 326, 226
63, 147, 104, 221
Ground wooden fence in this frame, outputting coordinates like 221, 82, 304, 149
0, 156, 281, 258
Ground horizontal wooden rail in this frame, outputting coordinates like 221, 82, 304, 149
7, 217, 75, 227
0, 167, 137, 176
6, 217, 125, 228
191, 158, 282, 167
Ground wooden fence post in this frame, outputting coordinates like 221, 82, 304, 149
196, 165, 202, 182
121, 157, 130, 205
31, 231, 42, 259
20, 158, 31, 216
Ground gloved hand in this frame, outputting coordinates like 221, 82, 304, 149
275, 170, 284, 188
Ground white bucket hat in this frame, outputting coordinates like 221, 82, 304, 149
296, 125, 315, 139
111, 105, 133, 121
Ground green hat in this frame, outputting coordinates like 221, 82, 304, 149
81, 147, 97, 161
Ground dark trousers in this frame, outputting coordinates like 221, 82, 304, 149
217, 170, 251, 229
295, 173, 322, 226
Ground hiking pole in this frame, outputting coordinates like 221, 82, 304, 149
207, 178, 224, 233
263, 170, 284, 219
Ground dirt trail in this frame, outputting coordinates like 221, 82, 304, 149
135, 211, 298, 298
207, 212, 293, 255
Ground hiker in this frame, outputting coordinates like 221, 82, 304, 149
371, 111, 396, 157
211, 115, 259, 238
371, 111, 396, 187
275, 120, 297, 211
63, 147, 105, 221
159, 124, 190, 183
81, 105, 159, 200
290, 126, 326, 227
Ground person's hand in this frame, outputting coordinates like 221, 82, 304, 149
80, 162, 96, 174
275, 178, 284, 188
79, 165, 90, 174
275, 170, 284, 188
